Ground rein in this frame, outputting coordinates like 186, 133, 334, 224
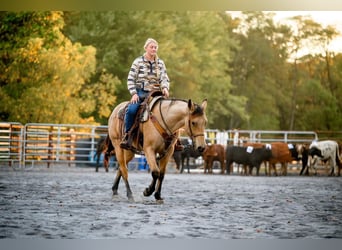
149, 99, 205, 145
149, 100, 177, 144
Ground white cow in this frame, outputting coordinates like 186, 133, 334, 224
307, 140, 342, 176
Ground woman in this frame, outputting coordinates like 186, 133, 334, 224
120, 38, 176, 149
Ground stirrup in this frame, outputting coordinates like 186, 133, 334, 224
120, 133, 131, 150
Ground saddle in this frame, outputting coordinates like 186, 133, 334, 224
118, 90, 163, 154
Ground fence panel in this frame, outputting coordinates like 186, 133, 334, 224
0, 122, 24, 167
23, 123, 108, 167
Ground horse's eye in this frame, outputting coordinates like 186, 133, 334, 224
191, 121, 196, 126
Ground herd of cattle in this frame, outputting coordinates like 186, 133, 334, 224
173, 139, 342, 176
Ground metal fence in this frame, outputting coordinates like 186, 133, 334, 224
205, 129, 318, 145
1, 122, 109, 169
0, 122, 320, 169
0, 122, 24, 166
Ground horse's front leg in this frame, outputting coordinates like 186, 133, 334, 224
154, 151, 173, 201
142, 146, 160, 197
143, 170, 158, 197
154, 172, 164, 201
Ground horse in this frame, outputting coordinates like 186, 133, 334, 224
95, 135, 116, 172
108, 97, 208, 202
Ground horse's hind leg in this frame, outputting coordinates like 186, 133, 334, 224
112, 169, 122, 196
112, 168, 134, 200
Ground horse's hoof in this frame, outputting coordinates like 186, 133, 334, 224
155, 199, 164, 205
143, 188, 154, 197
112, 194, 119, 201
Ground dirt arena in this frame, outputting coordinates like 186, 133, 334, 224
0, 164, 341, 239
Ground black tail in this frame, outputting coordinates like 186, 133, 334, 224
105, 134, 115, 157
336, 144, 342, 168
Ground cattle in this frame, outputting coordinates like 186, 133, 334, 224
243, 142, 297, 176
305, 140, 342, 176
202, 144, 225, 174
268, 142, 299, 176
173, 138, 203, 173
225, 145, 272, 176
296, 144, 309, 176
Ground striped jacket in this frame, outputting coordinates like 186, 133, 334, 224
127, 55, 170, 96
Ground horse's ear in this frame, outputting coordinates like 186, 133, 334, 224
188, 99, 194, 111
201, 99, 207, 111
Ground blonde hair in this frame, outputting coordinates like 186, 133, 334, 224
143, 38, 159, 78
144, 38, 158, 49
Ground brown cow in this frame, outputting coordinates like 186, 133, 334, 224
268, 142, 298, 176
203, 144, 225, 174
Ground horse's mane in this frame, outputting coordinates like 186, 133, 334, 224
163, 98, 204, 115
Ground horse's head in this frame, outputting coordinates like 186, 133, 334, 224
186, 99, 208, 153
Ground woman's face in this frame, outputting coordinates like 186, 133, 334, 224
145, 42, 158, 58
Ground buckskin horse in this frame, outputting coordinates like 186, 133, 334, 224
108, 97, 208, 202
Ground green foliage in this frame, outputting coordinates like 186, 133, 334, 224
0, 11, 97, 124
296, 79, 341, 130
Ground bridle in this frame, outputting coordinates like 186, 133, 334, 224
154, 99, 205, 145
187, 114, 205, 142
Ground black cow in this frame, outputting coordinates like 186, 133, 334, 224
173, 138, 203, 173
225, 145, 272, 176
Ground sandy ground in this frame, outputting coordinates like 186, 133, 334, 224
0, 164, 341, 239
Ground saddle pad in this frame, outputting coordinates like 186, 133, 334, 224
141, 96, 163, 122
118, 104, 128, 120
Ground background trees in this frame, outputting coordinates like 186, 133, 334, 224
1, 11, 341, 131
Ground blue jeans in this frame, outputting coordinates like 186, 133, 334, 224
124, 89, 149, 133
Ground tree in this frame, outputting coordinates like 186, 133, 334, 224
63, 11, 249, 128
0, 11, 97, 124
229, 11, 291, 130
286, 15, 342, 130
295, 79, 340, 130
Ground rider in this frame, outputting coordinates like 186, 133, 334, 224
120, 38, 183, 151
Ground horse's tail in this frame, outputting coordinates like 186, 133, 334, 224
104, 134, 115, 169
336, 143, 342, 168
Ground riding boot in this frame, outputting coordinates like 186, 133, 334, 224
120, 133, 131, 150
174, 138, 185, 151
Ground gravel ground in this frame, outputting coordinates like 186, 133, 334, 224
0, 164, 341, 239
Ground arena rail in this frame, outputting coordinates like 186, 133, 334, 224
0, 122, 320, 169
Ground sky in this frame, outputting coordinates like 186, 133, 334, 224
228, 11, 342, 53
272, 11, 342, 53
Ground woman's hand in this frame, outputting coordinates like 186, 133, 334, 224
162, 88, 169, 98
130, 93, 139, 104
